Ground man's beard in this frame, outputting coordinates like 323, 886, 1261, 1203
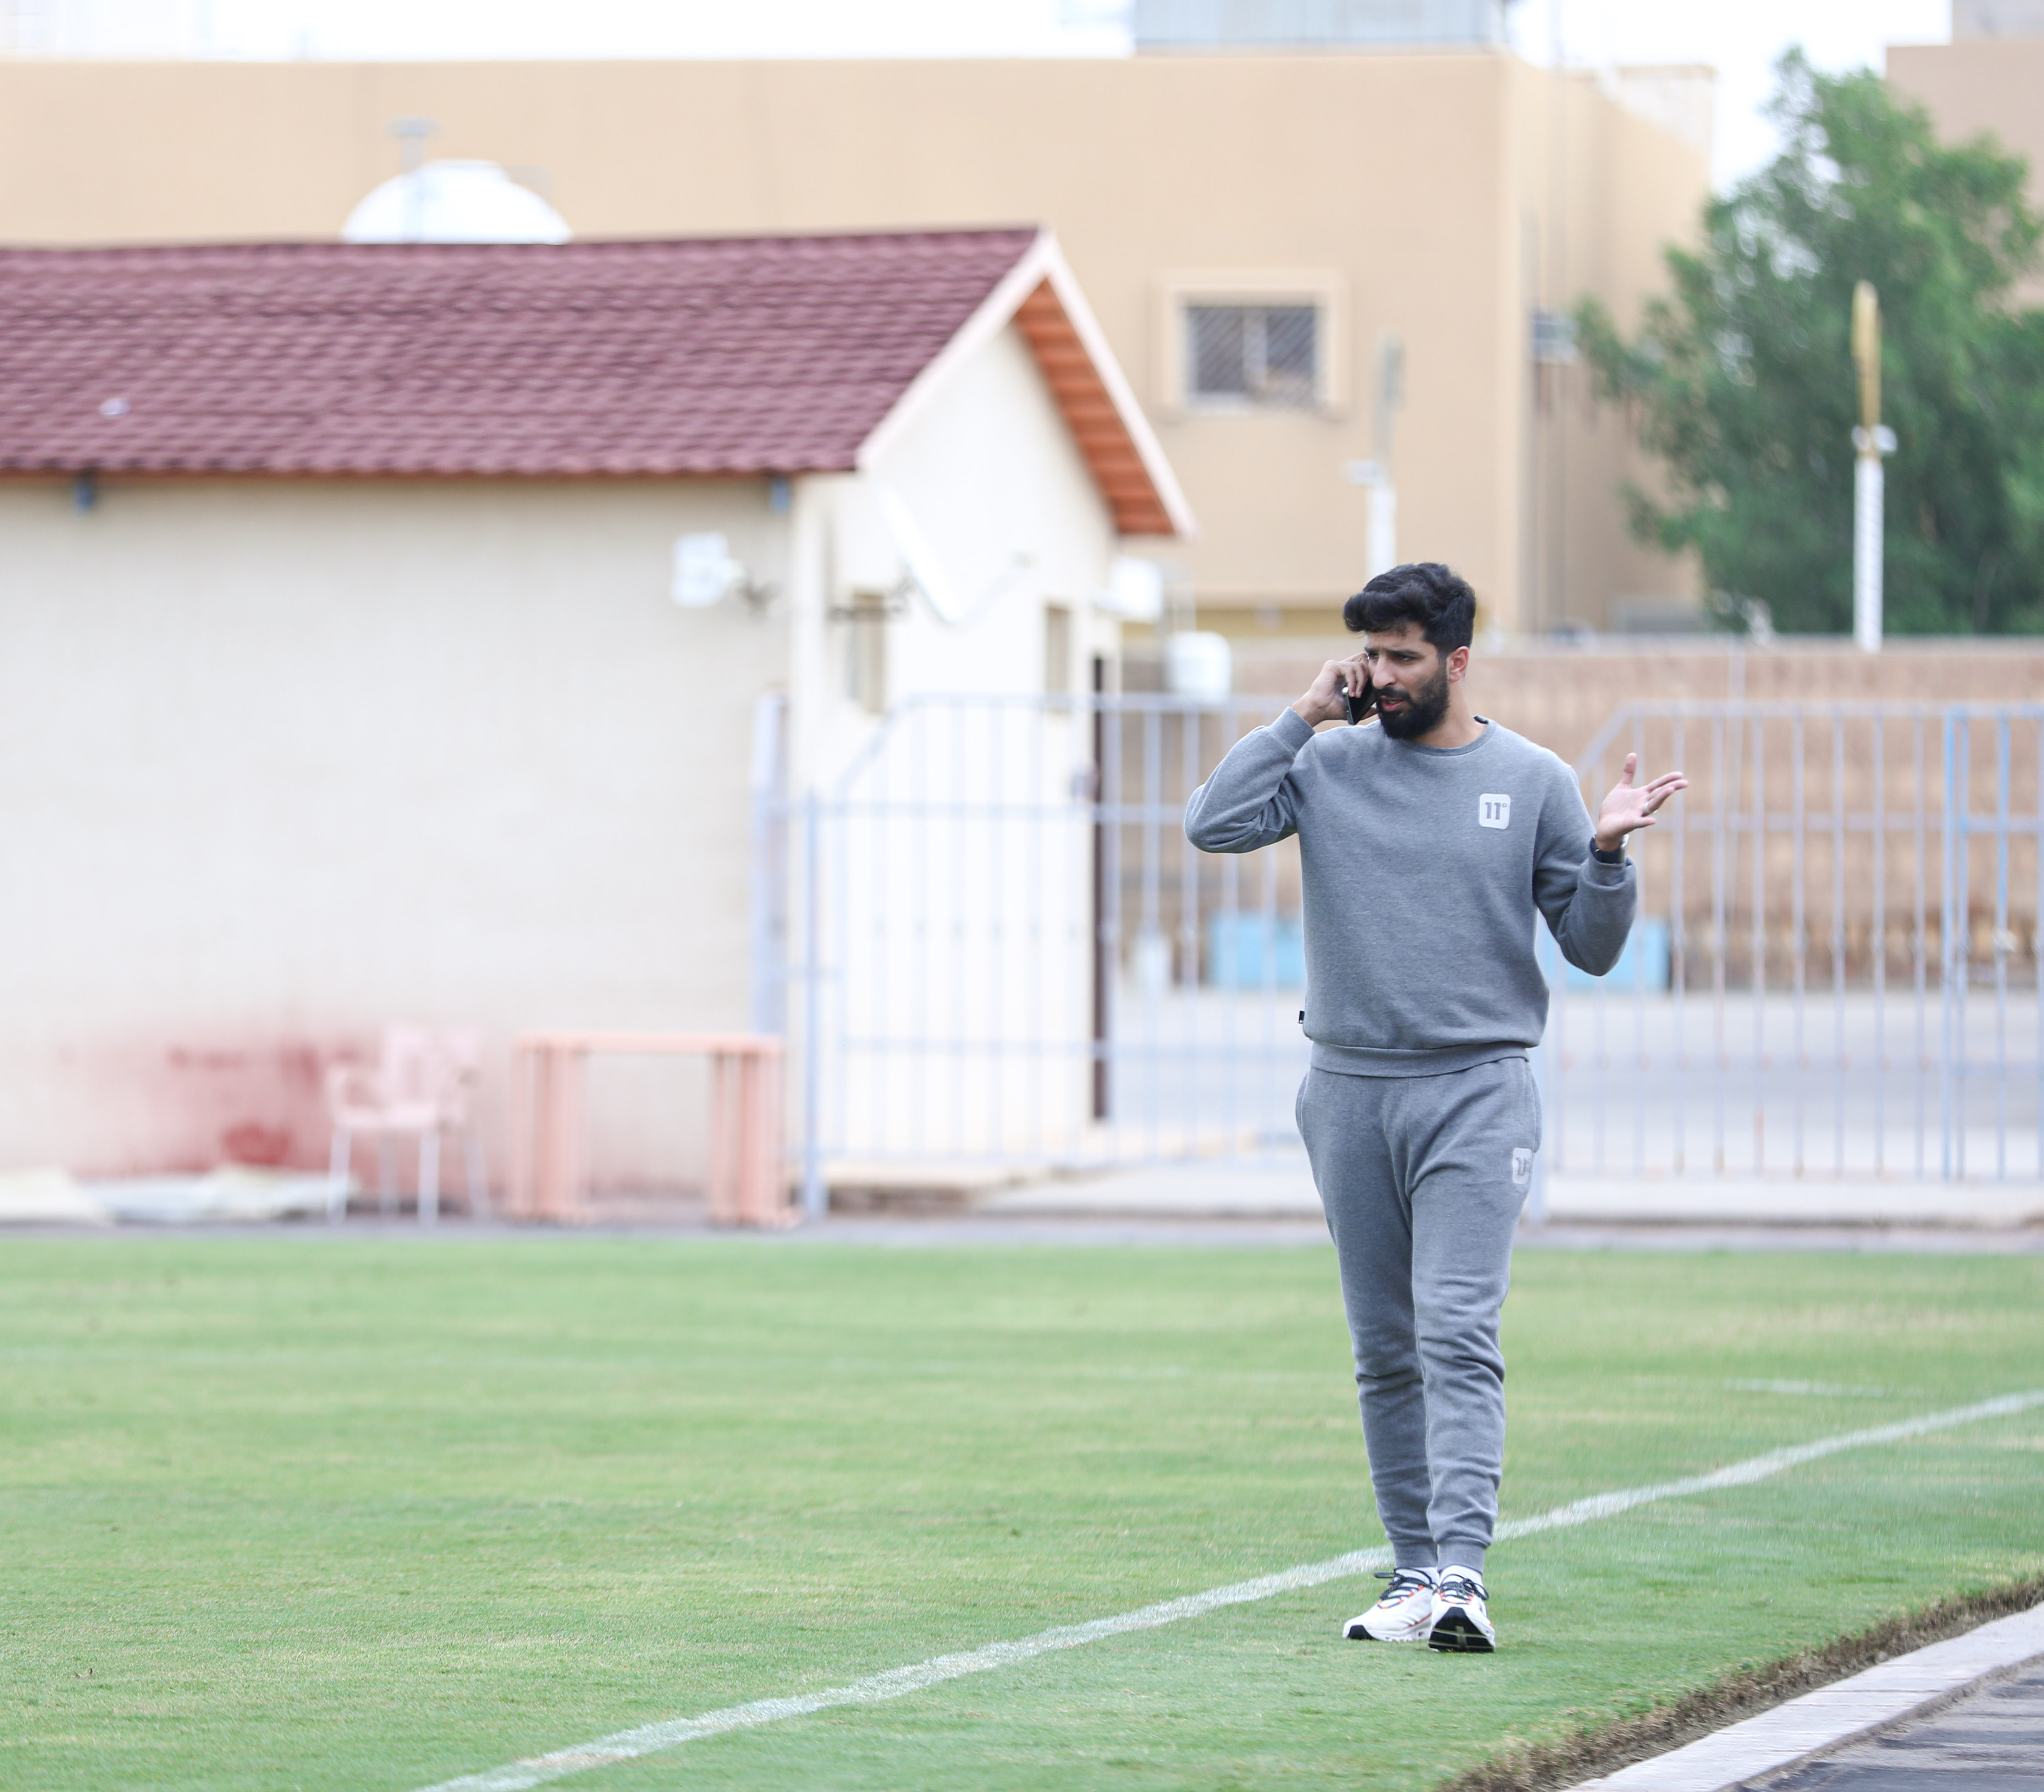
1375, 661, 1451, 739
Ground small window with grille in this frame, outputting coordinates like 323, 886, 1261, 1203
1186, 302, 1320, 408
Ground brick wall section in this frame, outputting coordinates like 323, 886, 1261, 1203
1228, 638, 2044, 769
1144, 641, 2044, 986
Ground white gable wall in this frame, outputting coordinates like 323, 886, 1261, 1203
786, 321, 1122, 798
851, 319, 1120, 721
784, 323, 1125, 1163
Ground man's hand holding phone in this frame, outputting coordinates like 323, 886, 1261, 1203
1292, 655, 1376, 727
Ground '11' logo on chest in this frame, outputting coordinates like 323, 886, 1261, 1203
1478, 793, 1511, 830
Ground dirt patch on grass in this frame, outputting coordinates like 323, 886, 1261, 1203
1444, 1577, 2044, 1792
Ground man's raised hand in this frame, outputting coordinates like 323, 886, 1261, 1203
1595, 753, 1687, 853
1291, 655, 1372, 727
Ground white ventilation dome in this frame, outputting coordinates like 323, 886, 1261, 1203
342, 161, 570, 245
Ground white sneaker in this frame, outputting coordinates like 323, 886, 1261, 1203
1427, 1569, 1496, 1653
1343, 1568, 1438, 1642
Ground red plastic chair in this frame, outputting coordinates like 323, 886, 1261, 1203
325, 1027, 486, 1223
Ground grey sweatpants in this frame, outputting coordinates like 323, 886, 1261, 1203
1295, 1056, 1539, 1576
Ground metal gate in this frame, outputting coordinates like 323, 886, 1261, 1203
1543, 702, 2041, 1196
757, 694, 2043, 1214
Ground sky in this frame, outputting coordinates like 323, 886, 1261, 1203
104, 0, 1959, 191
1510, 0, 1951, 189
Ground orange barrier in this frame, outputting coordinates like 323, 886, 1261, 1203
508, 1032, 789, 1227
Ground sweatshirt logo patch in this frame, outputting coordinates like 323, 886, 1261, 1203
1511, 1148, 1532, 1186
1478, 793, 1512, 830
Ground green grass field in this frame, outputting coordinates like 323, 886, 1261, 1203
3, 1237, 2040, 1792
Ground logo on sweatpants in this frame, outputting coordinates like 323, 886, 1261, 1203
1479, 793, 1511, 830
1510, 1148, 1532, 1186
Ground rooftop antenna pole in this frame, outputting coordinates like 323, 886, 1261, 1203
1851, 280, 1895, 653
1369, 332, 1403, 576
1373, 331, 1404, 465
1341, 334, 1404, 577
387, 116, 441, 243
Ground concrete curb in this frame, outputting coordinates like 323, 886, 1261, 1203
1568, 1600, 2044, 1790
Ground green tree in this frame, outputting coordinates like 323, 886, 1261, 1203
1578, 51, 2044, 634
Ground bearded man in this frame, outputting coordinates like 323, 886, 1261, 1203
1184, 562, 1684, 1652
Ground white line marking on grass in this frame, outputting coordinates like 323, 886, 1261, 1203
415, 1389, 2044, 1792
1726, 1379, 1889, 1398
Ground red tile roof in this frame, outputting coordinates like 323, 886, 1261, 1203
0, 231, 1046, 479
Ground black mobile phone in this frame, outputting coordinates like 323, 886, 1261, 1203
1344, 682, 1376, 726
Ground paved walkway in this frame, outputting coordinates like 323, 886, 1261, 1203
1575, 1604, 2044, 1791
979, 1159, 2044, 1229
971, 1159, 2044, 1249
1763, 1661, 2044, 1789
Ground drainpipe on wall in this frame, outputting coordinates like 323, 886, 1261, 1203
747, 691, 789, 1040
784, 477, 832, 1222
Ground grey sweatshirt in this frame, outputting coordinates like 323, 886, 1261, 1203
1184, 708, 1636, 1075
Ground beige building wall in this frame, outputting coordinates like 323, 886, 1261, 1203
0, 476, 789, 1180
1523, 66, 1713, 638
1887, 37, 2044, 305
0, 53, 1709, 637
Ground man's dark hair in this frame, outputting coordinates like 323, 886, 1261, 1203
1342, 562, 1477, 652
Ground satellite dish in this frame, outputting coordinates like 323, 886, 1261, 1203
342, 161, 570, 245
672, 533, 748, 609
875, 482, 1038, 630
875, 484, 965, 624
